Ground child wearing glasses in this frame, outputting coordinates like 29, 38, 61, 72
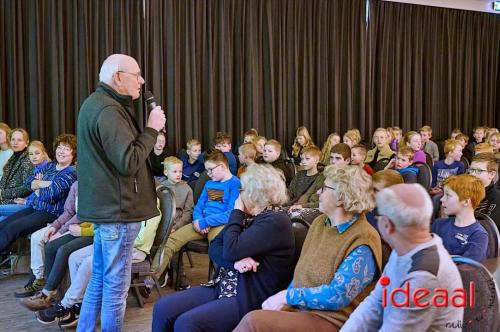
469, 153, 500, 227
152, 149, 241, 280
431, 174, 488, 261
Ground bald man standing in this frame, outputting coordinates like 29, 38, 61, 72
341, 184, 463, 332
77, 54, 165, 331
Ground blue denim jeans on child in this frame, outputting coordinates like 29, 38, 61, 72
77, 222, 141, 332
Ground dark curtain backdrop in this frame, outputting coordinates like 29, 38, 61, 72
144, 0, 368, 152
368, 0, 500, 140
0, 0, 144, 150
0, 0, 499, 153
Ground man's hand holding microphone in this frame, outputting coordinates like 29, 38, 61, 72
145, 91, 166, 132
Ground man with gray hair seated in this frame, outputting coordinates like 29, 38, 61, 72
341, 183, 464, 332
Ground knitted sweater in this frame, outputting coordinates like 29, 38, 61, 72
287, 170, 320, 205
0, 149, 34, 203
288, 214, 382, 327
296, 173, 325, 208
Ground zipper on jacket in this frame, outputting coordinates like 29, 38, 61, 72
134, 178, 138, 193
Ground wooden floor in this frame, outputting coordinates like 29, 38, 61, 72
0, 253, 210, 332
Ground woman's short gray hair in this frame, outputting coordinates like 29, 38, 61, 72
240, 164, 288, 208
323, 165, 375, 214
376, 184, 433, 228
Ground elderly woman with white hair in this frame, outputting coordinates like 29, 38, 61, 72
235, 165, 383, 332
152, 163, 295, 332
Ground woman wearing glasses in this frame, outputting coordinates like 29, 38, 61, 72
152, 163, 295, 332
235, 165, 382, 332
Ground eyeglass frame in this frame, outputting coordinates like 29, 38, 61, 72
467, 167, 491, 175
206, 163, 222, 175
117, 70, 143, 81
319, 183, 336, 194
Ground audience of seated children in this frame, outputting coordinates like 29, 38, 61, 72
350, 144, 373, 176
468, 153, 500, 227
431, 174, 488, 261
420, 125, 439, 162
466, 126, 486, 158
235, 165, 382, 332
153, 164, 295, 332
253, 135, 267, 163
262, 139, 293, 185
36, 210, 161, 327
343, 130, 360, 148
320, 132, 341, 165
388, 126, 402, 151
341, 183, 464, 331
237, 143, 257, 177
159, 157, 194, 232
213, 132, 238, 175
152, 150, 241, 280
487, 132, 500, 158
0, 122, 13, 179
0, 129, 35, 220
181, 138, 204, 185
385, 146, 419, 184
402, 131, 426, 164
430, 139, 465, 194
365, 128, 394, 168
149, 132, 169, 178
287, 145, 321, 206
0, 134, 77, 253
291, 126, 314, 167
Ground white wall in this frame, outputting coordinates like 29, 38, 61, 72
382, 0, 500, 14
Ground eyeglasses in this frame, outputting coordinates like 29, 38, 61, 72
467, 168, 489, 175
56, 145, 72, 152
117, 71, 143, 81
206, 164, 222, 175
319, 184, 335, 194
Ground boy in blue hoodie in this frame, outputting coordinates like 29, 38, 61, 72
385, 146, 419, 184
153, 149, 240, 279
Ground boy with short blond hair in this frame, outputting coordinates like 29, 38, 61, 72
432, 174, 488, 261
431, 139, 465, 190
263, 139, 292, 185
287, 145, 321, 205
237, 143, 257, 177
214, 132, 238, 175
420, 125, 439, 162
351, 144, 373, 175
181, 138, 204, 184
466, 126, 486, 158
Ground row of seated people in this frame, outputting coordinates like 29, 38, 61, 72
0, 120, 498, 329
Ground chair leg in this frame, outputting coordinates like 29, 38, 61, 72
151, 275, 162, 298
186, 251, 194, 268
175, 250, 184, 290
132, 284, 144, 308
208, 259, 214, 281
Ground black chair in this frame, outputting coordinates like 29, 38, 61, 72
461, 156, 470, 170
130, 185, 176, 307
372, 158, 392, 172
452, 256, 500, 332
291, 218, 310, 264
475, 211, 500, 259
177, 148, 188, 159
175, 239, 215, 290
424, 151, 434, 168
193, 170, 210, 204
412, 161, 432, 190
285, 159, 296, 180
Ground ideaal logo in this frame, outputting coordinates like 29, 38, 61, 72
379, 276, 475, 308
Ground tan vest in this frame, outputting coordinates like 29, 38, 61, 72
288, 213, 382, 327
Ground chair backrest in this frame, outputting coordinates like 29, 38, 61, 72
424, 151, 434, 168
412, 161, 432, 190
475, 211, 500, 259
461, 156, 470, 170
177, 148, 188, 159
452, 256, 500, 332
193, 170, 210, 204
372, 158, 392, 172
285, 159, 296, 180
291, 218, 310, 265
151, 185, 176, 259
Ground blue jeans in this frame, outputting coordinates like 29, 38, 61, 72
77, 222, 141, 332
152, 286, 240, 332
0, 204, 28, 221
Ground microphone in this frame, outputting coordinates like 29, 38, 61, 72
144, 91, 157, 110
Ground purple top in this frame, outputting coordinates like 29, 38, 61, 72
412, 150, 427, 164
51, 181, 81, 234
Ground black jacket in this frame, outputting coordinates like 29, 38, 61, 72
0, 149, 34, 203
77, 82, 159, 223
477, 184, 500, 228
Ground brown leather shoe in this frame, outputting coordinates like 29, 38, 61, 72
19, 291, 53, 311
